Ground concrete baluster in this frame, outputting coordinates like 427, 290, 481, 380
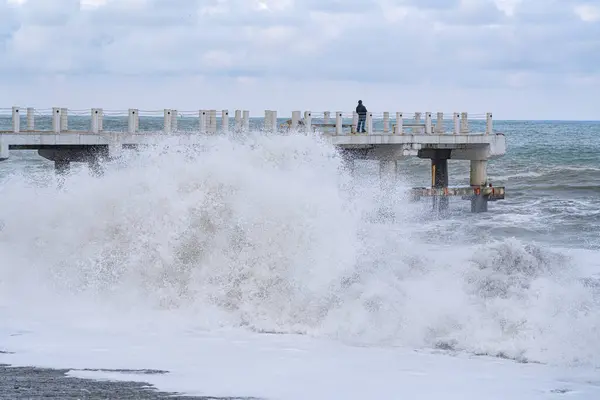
199, 110, 207, 133
435, 112, 444, 134
486, 112, 493, 135
222, 110, 229, 133
352, 111, 358, 134
52, 108, 61, 133
453, 112, 460, 135
91, 109, 99, 133
335, 111, 343, 135
366, 112, 373, 134
12, 107, 20, 133
291, 111, 300, 130
98, 109, 103, 131
60, 108, 68, 132
26, 108, 34, 131
264, 110, 271, 131
323, 111, 330, 134
414, 112, 422, 134
234, 110, 242, 131
395, 112, 403, 135
460, 112, 469, 133
163, 109, 172, 133
383, 112, 389, 133
270, 110, 277, 133
171, 109, 178, 132
425, 112, 432, 134
128, 109, 139, 133
304, 111, 312, 133
242, 110, 250, 131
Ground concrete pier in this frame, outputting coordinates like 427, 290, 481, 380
0, 107, 506, 212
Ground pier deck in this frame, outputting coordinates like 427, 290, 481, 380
0, 107, 506, 212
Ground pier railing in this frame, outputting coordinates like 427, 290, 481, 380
0, 107, 494, 136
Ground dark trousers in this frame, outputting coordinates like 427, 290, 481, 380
357, 116, 366, 132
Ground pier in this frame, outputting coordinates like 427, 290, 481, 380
0, 107, 506, 213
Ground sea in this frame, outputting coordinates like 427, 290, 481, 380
0, 114, 599, 399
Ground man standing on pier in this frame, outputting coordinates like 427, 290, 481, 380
356, 100, 367, 133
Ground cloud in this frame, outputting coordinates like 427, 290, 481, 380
0, 0, 598, 119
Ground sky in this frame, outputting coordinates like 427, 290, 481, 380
0, 0, 599, 120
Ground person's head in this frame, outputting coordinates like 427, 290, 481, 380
358, 100, 363, 104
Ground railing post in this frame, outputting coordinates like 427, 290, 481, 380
163, 109, 172, 133
383, 112, 389, 133
323, 111, 330, 134
291, 111, 300, 129
52, 107, 61, 133
352, 111, 358, 134
366, 112, 373, 134
98, 109, 103, 131
460, 112, 469, 133
414, 112, 422, 134
60, 108, 68, 132
242, 110, 250, 131
486, 112, 493, 135
234, 109, 242, 131
453, 112, 460, 134
435, 112, 444, 134
335, 111, 343, 135
209, 110, 217, 133
91, 108, 99, 133
395, 112, 403, 135
304, 111, 312, 133
171, 109, 178, 132
26, 107, 34, 131
12, 106, 20, 133
199, 110, 207, 133
270, 110, 277, 132
264, 110, 271, 131
425, 112, 432, 134
222, 110, 229, 133
128, 109, 139, 133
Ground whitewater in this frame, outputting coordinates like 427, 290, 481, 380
1, 129, 599, 399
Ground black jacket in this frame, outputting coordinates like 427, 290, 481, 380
356, 104, 367, 117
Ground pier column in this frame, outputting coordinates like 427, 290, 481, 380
12, 107, 20, 133
26, 108, 34, 131
431, 149, 451, 211
470, 160, 488, 213
243, 110, 250, 131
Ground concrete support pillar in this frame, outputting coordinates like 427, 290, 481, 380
425, 112, 432, 134
199, 110, 207, 133
352, 111, 358, 134
453, 112, 460, 134
335, 111, 343, 135
128, 109, 139, 133
431, 149, 451, 211
470, 160, 488, 213
55, 160, 70, 174
163, 109, 172, 133
12, 107, 20, 133
171, 109, 178, 132
383, 112, 389, 133
221, 110, 229, 133
486, 112, 493, 135
60, 108, 68, 131
242, 110, 250, 131
323, 111, 330, 134
26, 108, 34, 131
52, 108, 61, 133
366, 112, 373, 134
435, 112, 444, 134
91, 108, 100, 133
460, 112, 469, 133
304, 111, 312, 133
395, 112, 403, 134
234, 109, 242, 131
291, 111, 301, 130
